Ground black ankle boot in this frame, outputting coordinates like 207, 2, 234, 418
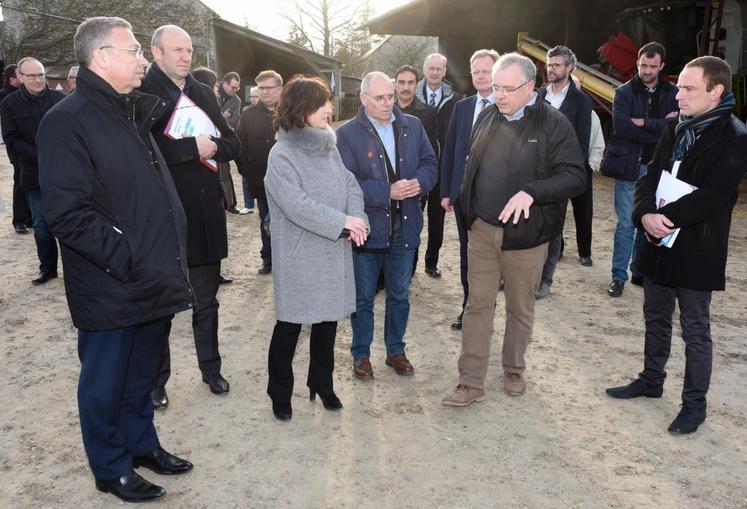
272, 402, 292, 421
310, 389, 343, 410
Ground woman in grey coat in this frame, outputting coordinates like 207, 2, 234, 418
264, 76, 368, 421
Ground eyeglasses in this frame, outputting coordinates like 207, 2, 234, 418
470, 70, 491, 76
363, 93, 395, 104
99, 46, 145, 59
491, 80, 531, 94
19, 72, 46, 80
258, 85, 280, 92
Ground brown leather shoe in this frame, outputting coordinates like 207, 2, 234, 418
442, 384, 486, 407
503, 372, 526, 396
353, 357, 373, 379
385, 353, 414, 376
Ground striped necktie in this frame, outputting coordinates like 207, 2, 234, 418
429, 92, 436, 106
480, 98, 489, 112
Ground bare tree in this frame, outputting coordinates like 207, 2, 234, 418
280, 0, 368, 57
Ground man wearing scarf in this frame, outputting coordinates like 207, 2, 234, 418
606, 56, 747, 434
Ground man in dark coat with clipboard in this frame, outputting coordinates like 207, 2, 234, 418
140, 24, 240, 404
606, 56, 747, 434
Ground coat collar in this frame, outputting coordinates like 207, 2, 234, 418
276, 125, 336, 151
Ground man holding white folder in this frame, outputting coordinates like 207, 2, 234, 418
606, 56, 747, 434
140, 25, 240, 403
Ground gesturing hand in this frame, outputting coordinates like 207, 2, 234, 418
498, 191, 534, 225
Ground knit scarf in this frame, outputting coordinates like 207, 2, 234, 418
673, 91, 736, 161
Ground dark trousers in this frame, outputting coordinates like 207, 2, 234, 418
267, 320, 337, 406
640, 278, 712, 412
424, 182, 446, 268
11, 162, 31, 227
454, 199, 469, 309
78, 317, 169, 479
257, 196, 271, 264
570, 166, 593, 258
25, 188, 58, 272
156, 262, 222, 387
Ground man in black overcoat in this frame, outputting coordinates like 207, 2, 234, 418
140, 24, 240, 404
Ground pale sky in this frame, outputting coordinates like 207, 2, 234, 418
201, 0, 411, 41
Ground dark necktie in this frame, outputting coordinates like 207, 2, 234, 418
429, 92, 436, 106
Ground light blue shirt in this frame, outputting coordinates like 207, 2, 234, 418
472, 93, 496, 126
504, 92, 538, 122
426, 86, 442, 107
366, 113, 397, 173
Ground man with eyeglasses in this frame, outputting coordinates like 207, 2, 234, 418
236, 69, 283, 276
67, 65, 79, 93
442, 53, 586, 406
218, 71, 242, 215
414, 53, 461, 279
0, 56, 64, 284
140, 24, 240, 402
440, 48, 499, 331
601, 42, 678, 298
37, 17, 195, 502
337, 71, 437, 379
0, 64, 33, 234
535, 45, 593, 299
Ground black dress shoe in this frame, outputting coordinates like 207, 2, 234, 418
668, 406, 706, 434
606, 378, 663, 399
257, 263, 272, 275
32, 271, 57, 285
14, 224, 28, 234
607, 279, 624, 297
227, 206, 240, 214
631, 275, 644, 287
151, 386, 168, 410
272, 402, 292, 421
425, 265, 442, 278
451, 312, 463, 330
219, 275, 233, 284
134, 446, 193, 475
202, 372, 230, 395
310, 389, 343, 410
579, 256, 593, 267
95, 471, 165, 502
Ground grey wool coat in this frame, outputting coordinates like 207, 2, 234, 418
264, 125, 368, 324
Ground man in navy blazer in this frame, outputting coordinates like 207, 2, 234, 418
535, 45, 593, 299
440, 49, 499, 330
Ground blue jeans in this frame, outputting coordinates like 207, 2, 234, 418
25, 188, 58, 272
241, 176, 254, 209
611, 164, 646, 282
351, 223, 416, 358
257, 196, 271, 264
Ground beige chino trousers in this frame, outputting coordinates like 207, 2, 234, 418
458, 218, 548, 389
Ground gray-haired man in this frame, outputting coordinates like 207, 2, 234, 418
442, 53, 586, 406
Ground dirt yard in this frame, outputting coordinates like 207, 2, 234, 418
1, 154, 746, 508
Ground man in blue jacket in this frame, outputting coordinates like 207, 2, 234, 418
440, 49, 499, 330
601, 42, 678, 297
337, 71, 437, 379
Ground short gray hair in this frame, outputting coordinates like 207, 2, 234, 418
424, 53, 447, 67
547, 45, 577, 67
75, 17, 132, 66
470, 49, 500, 66
360, 71, 392, 94
493, 52, 536, 84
